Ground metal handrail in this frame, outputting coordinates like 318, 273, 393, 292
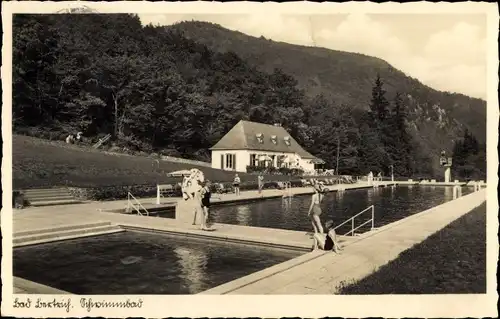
334, 205, 374, 236
127, 192, 150, 216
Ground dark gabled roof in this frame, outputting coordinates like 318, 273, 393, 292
210, 120, 319, 160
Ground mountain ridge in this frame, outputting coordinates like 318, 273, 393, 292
167, 20, 486, 149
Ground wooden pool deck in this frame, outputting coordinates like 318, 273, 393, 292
8, 182, 486, 294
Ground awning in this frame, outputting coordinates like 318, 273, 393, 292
309, 158, 325, 164
166, 170, 192, 177
259, 155, 273, 161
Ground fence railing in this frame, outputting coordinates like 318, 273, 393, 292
127, 192, 150, 216
334, 205, 375, 236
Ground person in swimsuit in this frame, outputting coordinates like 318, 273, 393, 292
308, 180, 325, 234
313, 220, 342, 252
199, 180, 213, 230
233, 174, 241, 196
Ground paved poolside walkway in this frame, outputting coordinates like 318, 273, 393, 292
201, 189, 487, 294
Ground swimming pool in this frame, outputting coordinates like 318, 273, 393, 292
13, 231, 302, 294
209, 185, 472, 234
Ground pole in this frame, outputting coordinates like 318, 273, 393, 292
390, 165, 394, 182
371, 206, 374, 230
154, 160, 160, 204
335, 136, 340, 176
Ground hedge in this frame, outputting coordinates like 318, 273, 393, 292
246, 165, 304, 176
64, 178, 307, 202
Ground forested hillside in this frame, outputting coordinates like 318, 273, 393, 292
12, 14, 486, 179
170, 21, 487, 176
171, 21, 486, 143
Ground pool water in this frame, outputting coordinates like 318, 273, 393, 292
13, 231, 301, 294
209, 186, 472, 235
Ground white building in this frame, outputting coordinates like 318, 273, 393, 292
210, 120, 324, 173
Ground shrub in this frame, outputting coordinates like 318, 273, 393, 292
68, 184, 163, 201
246, 165, 304, 176
13, 191, 28, 208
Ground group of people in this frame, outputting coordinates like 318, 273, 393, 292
184, 170, 342, 252
65, 132, 83, 144
184, 177, 215, 231
308, 179, 343, 253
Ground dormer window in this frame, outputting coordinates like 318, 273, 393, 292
284, 136, 291, 146
271, 135, 277, 144
256, 133, 264, 144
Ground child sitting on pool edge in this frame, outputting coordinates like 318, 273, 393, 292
312, 220, 343, 253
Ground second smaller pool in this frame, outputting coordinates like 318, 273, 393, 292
14, 231, 302, 295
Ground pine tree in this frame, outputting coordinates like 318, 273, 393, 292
452, 129, 485, 180
369, 74, 390, 123
389, 92, 413, 176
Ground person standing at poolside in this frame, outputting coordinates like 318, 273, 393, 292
198, 180, 214, 231
308, 180, 325, 234
257, 174, 264, 195
233, 174, 241, 196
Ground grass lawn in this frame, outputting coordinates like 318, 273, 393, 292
12, 135, 293, 189
338, 202, 487, 294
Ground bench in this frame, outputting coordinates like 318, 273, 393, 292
156, 184, 175, 204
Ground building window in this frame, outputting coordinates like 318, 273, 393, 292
284, 136, 291, 146
271, 135, 278, 145
277, 155, 285, 168
256, 133, 264, 144
250, 154, 258, 166
220, 154, 224, 169
226, 153, 236, 170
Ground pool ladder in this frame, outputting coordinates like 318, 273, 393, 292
127, 192, 150, 216
334, 205, 375, 236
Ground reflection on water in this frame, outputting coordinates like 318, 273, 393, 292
444, 185, 452, 198
13, 232, 300, 294
211, 186, 472, 234
336, 190, 345, 202
282, 197, 293, 213
235, 205, 251, 225
174, 247, 207, 294
366, 188, 373, 202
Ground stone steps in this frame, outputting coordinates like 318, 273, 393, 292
14, 221, 124, 247
22, 187, 82, 207
25, 199, 82, 207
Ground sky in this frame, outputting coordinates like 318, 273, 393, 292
138, 13, 487, 100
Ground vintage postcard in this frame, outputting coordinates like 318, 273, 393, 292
1, 1, 498, 318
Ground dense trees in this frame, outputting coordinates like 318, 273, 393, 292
452, 130, 486, 180
12, 14, 486, 179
